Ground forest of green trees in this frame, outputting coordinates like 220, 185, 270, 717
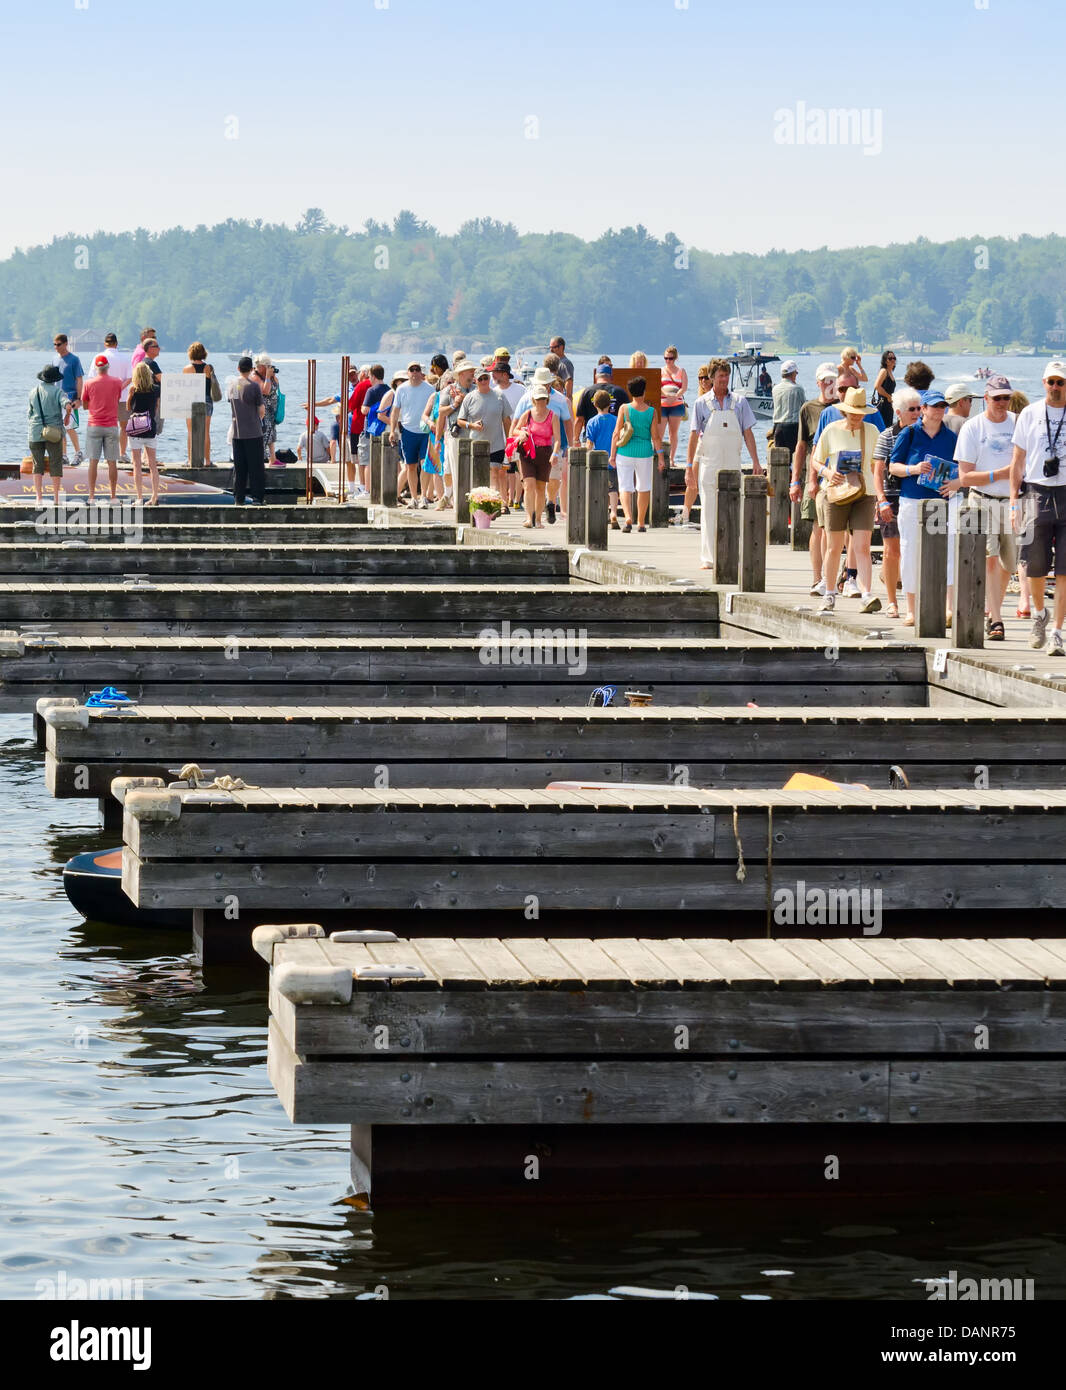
1, 210, 1064, 354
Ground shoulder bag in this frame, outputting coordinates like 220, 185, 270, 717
209, 368, 222, 403
615, 405, 634, 449
34, 388, 64, 444
826, 425, 868, 506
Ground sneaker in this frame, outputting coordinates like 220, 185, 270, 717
860, 594, 882, 614
1029, 608, 1050, 650
117, 454, 131, 465
685, 521, 701, 531
809, 578, 827, 596
819, 593, 836, 613
73, 450, 85, 465
842, 577, 861, 598
1049, 630, 1065, 657
545, 501, 556, 524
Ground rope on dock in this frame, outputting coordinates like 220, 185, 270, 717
732, 808, 746, 883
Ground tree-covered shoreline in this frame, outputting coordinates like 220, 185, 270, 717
1, 210, 1062, 355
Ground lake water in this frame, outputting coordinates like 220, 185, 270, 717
1, 347, 1063, 1300
0, 350, 1051, 467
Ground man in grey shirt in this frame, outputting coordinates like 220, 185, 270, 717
457, 367, 512, 500
771, 359, 806, 452
227, 355, 266, 504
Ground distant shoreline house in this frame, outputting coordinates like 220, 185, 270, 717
65, 329, 108, 355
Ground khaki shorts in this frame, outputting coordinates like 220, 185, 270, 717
968, 492, 1018, 571
30, 439, 63, 475
824, 492, 876, 533
801, 493, 820, 524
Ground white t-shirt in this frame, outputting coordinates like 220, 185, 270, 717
955, 410, 1016, 497
103, 347, 134, 386
1012, 401, 1066, 487
495, 382, 526, 416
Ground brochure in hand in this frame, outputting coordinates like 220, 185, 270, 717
917, 453, 958, 491
835, 449, 863, 474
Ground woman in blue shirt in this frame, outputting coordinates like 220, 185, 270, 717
889, 389, 958, 628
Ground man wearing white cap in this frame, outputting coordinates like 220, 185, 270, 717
953, 376, 1016, 640
1010, 360, 1066, 655
771, 360, 805, 454
943, 382, 975, 435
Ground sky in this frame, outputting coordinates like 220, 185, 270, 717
1, 0, 1061, 260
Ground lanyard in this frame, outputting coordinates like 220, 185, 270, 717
1046, 406, 1066, 458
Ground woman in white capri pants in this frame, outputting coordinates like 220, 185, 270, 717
610, 376, 663, 531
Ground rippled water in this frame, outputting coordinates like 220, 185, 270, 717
0, 716, 1064, 1300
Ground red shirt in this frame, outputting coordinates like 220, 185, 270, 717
348, 378, 373, 436
81, 373, 124, 427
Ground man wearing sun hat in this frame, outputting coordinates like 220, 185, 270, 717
943, 382, 976, 435
1010, 360, 1066, 655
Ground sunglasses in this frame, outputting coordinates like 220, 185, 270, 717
989, 394, 1012, 402
1048, 378, 1066, 386
665, 355, 677, 360
698, 375, 710, 381
903, 405, 921, 412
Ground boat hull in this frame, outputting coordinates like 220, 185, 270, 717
63, 848, 190, 930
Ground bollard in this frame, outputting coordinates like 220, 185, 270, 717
369, 435, 382, 504
380, 437, 399, 508
471, 438, 491, 499
586, 449, 609, 551
650, 450, 671, 528
567, 447, 588, 545
916, 497, 948, 639
740, 473, 769, 592
455, 438, 473, 522
953, 507, 986, 649
768, 446, 791, 545
713, 470, 740, 585
190, 400, 206, 468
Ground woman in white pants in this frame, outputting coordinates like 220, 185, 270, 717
610, 377, 663, 531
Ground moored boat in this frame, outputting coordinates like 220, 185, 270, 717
62, 848, 190, 930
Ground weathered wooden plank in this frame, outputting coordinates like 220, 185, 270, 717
456, 938, 536, 986
279, 1047, 889, 1124
595, 939, 680, 987
500, 938, 584, 989
402, 939, 486, 988
550, 940, 634, 988
277, 985, 1066, 1056
890, 1060, 1066, 1122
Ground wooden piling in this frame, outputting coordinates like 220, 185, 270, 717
190, 401, 206, 469
953, 512, 986, 650
455, 438, 473, 523
380, 438, 399, 508
567, 447, 588, 546
917, 497, 948, 640
586, 449, 609, 551
740, 473, 769, 592
369, 435, 382, 504
651, 450, 671, 528
768, 446, 791, 545
714, 470, 740, 585
470, 438, 491, 499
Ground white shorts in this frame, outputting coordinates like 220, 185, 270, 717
616, 454, 653, 493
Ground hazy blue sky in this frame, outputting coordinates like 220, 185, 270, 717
2, 0, 1059, 258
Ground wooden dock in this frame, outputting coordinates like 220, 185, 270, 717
13, 477, 1066, 1200
264, 931, 1066, 1200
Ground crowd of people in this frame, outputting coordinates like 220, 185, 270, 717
778, 350, 1066, 652
26, 329, 1066, 651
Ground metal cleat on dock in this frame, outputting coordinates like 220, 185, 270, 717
330, 930, 399, 943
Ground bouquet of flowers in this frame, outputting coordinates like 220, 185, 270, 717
468, 487, 505, 517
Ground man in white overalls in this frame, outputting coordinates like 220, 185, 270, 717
686, 358, 763, 570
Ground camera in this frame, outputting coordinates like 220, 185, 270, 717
1044, 457, 1060, 478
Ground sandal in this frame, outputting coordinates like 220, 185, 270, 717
886, 602, 899, 618
522, 521, 534, 529
988, 620, 1005, 640
902, 614, 915, 627
1016, 605, 1031, 619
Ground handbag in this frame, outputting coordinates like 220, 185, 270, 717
209, 369, 222, 403
274, 389, 286, 424
615, 405, 634, 449
33, 389, 63, 443
826, 427, 867, 505
127, 411, 154, 438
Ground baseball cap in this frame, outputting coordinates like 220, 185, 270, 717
531, 386, 551, 400
781, 359, 798, 376
1044, 360, 1066, 381
594, 363, 614, 378
920, 389, 947, 407
985, 374, 1012, 395
815, 362, 837, 382
944, 382, 975, 404
406, 361, 423, 373
494, 347, 511, 359
93, 354, 109, 367
475, 367, 490, 380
